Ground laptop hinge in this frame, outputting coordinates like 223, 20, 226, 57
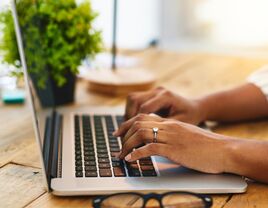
43, 109, 63, 190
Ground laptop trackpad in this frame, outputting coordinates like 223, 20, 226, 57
153, 156, 200, 176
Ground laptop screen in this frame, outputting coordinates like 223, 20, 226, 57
11, 0, 58, 190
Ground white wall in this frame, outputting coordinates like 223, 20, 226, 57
0, 0, 9, 10
0, 0, 161, 49
91, 0, 160, 49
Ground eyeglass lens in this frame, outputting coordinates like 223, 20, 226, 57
162, 193, 205, 208
100, 194, 143, 208
100, 193, 206, 208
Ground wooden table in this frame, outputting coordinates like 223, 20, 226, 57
1, 49, 268, 208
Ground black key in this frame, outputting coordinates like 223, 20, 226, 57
96, 136, 105, 140
84, 147, 94, 152
85, 166, 97, 171
99, 169, 112, 177
84, 151, 95, 156
139, 160, 153, 166
84, 161, 96, 166
109, 143, 119, 148
128, 169, 141, 177
110, 147, 120, 152
84, 146, 94, 151
97, 144, 107, 149
142, 170, 157, 177
75, 160, 82, 166
109, 140, 118, 145
76, 171, 83, 177
75, 155, 82, 160
96, 140, 106, 144
97, 149, 108, 154
83, 136, 93, 140
84, 160, 96, 166
75, 146, 81, 151
85, 171, 98, 177
75, 150, 82, 155
112, 161, 123, 167
127, 163, 139, 170
83, 141, 94, 147
113, 167, 126, 177
98, 158, 110, 163
95, 128, 104, 132
98, 153, 109, 158
84, 156, 95, 161
99, 163, 111, 169
95, 130, 103, 135
140, 165, 155, 171
76, 166, 83, 171
111, 157, 121, 163
84, 137, 92, 141
108, 136, 117, 140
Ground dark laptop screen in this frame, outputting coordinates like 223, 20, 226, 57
12, 0, 58, 189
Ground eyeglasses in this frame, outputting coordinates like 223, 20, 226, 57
93, 191, 213, 208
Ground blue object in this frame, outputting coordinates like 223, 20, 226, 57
2, 89, 25, 104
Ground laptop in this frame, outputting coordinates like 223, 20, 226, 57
11, 0, 247, 195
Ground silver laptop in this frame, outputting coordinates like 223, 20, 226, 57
11, 0, 247, 195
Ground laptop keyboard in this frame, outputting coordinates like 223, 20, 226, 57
74, 115, 157, 178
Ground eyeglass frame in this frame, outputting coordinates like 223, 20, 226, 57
93, 191, 213, 208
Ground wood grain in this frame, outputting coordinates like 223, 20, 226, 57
0, 164, 45, 208
224, 182, 268, 208
1, 50, 268, 207
0, 106, 34, 167
26, 193, 92, 208
11, 142, 41, 168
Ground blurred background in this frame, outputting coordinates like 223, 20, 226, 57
2, 0, 268, 101
2, 0, 268, 58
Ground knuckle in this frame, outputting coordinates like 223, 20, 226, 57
136, 113, 146, 121
133, 121, 142, 130
156, 86, 164, 91
163, 89, 172, 96
136, 128, 147, 138
171, 123, 179, 129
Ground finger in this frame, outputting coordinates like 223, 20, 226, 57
139, 94, 170, 115
114, 114, 163, 137
125, 90, 159, 120
122, 121, 164, 145
119, 128, 167, 159
124, 143, 169, 162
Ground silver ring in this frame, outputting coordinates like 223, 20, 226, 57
152, 127, 158, 143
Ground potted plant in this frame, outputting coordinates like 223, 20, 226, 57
0, 0, 102, 107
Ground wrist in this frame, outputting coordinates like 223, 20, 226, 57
194, 96, 211, 122
219, 136, 244, 175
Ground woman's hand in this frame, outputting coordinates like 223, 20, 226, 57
114, 114, 231, 174
125, 87, 205, 125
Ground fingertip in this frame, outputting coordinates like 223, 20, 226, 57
124, 153, 132, 162
112, 130, 118, 136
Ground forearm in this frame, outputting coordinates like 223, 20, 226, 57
223, 137, 268, 183
197, 83, 268, 122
